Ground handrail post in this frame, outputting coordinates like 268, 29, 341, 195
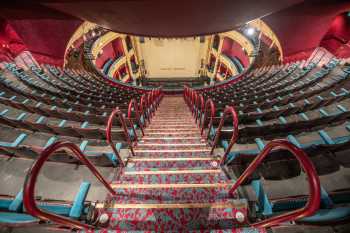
106, 108, 136, 161
191, 91, 197, 116
209, 106, 239, 162
147, 92, 154, 118
128, 98, 145, 136
197, 94, 205, 126
193, 92, 199, 120
200, 99, 215, 138
23, 141, 116, 230
228, 139, 321, 228
140, 94, 150, 124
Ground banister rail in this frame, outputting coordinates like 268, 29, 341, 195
128, 98, 145, 136
23, 141, 116, 230
200, 98, 216, 137
106, 107, 136, 163
229, 139, 321, 228
183, 85, 189, 105
147, 92, 154, 118
140, 94, 150, 124
210, 106, 239, 162
195, 94, 204, 124
192, 91, 198, 117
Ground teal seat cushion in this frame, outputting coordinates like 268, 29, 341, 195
38, 204, 71, 216
0, 212, 38, 224
0, 200, 12, 211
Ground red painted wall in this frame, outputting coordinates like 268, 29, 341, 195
0, 20, 26, 62
263, 1, 350, 58
221, 37, 249, 68
8, 19, 81, 66
320, 13, 350, 58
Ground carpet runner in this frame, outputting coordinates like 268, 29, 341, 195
92, 95, 262, 232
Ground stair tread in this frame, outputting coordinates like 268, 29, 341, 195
124, 169, 221, 175
110, 182, 234, 189
98, 200, 247, 209
107, 187, 235, 203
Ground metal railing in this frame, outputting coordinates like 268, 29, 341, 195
200, 98, 216, 137
106, 107, 137, 162
128, 98, 145, 136
210, 106, 239, 163
196, 94, 205, 125
23, 141, 116, 230
229, 139, 321, 228
140, 94, 150, 124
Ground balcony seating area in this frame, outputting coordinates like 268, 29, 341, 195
185, 56, 350, 227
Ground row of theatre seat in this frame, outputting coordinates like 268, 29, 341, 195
185, 57, 350, 225
0, 63, 161, 167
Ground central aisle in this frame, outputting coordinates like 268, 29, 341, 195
98, 95, 248, 231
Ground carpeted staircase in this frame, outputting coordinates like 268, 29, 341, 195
95, 95, 251, 232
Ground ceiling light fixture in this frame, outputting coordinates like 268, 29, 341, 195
245, 27, 255, 36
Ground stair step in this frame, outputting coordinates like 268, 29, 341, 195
127, 157, 220, 169
148, 124, 195, 128
145, 128, 198, 132
135, 149, 211, 153
140, 137, 205, 144
151, 120, 195, 123
108, 186, 233, 203
118, 172, 227, 184
98, 200, 246, 209
110, 182, 233, 189
145, 132, 200, 136
134, 149, 211, 157
141, 136, 204, 140
136, 143, 208, 150
124, 169, 221, 175
137, 143, 206, 146
128, 157, 217, 161
97, 200, 248, 231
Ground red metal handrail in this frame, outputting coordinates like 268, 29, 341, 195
200, 98, 216, 137
106, 107, 136, 161
23, 141, 116, 230
140, 94, 150, 124
194, 92, 199, 122
192, 91, 198, 117
229, 139, 321, 228
147, 92, 154, 117
186, 87, 191, 106
195, 93, 204, 123
210, 106, 239, 161
197, 94, 205, 125
183, 85, 189, 104
128, 98, 145, 136
191, 90, 196, 114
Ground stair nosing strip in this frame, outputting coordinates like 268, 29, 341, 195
135, 149, 211, 153
128, 157, 219, 161
110, 183, 233, 189
96, 202, 246, 209
124, 169, 221, 175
